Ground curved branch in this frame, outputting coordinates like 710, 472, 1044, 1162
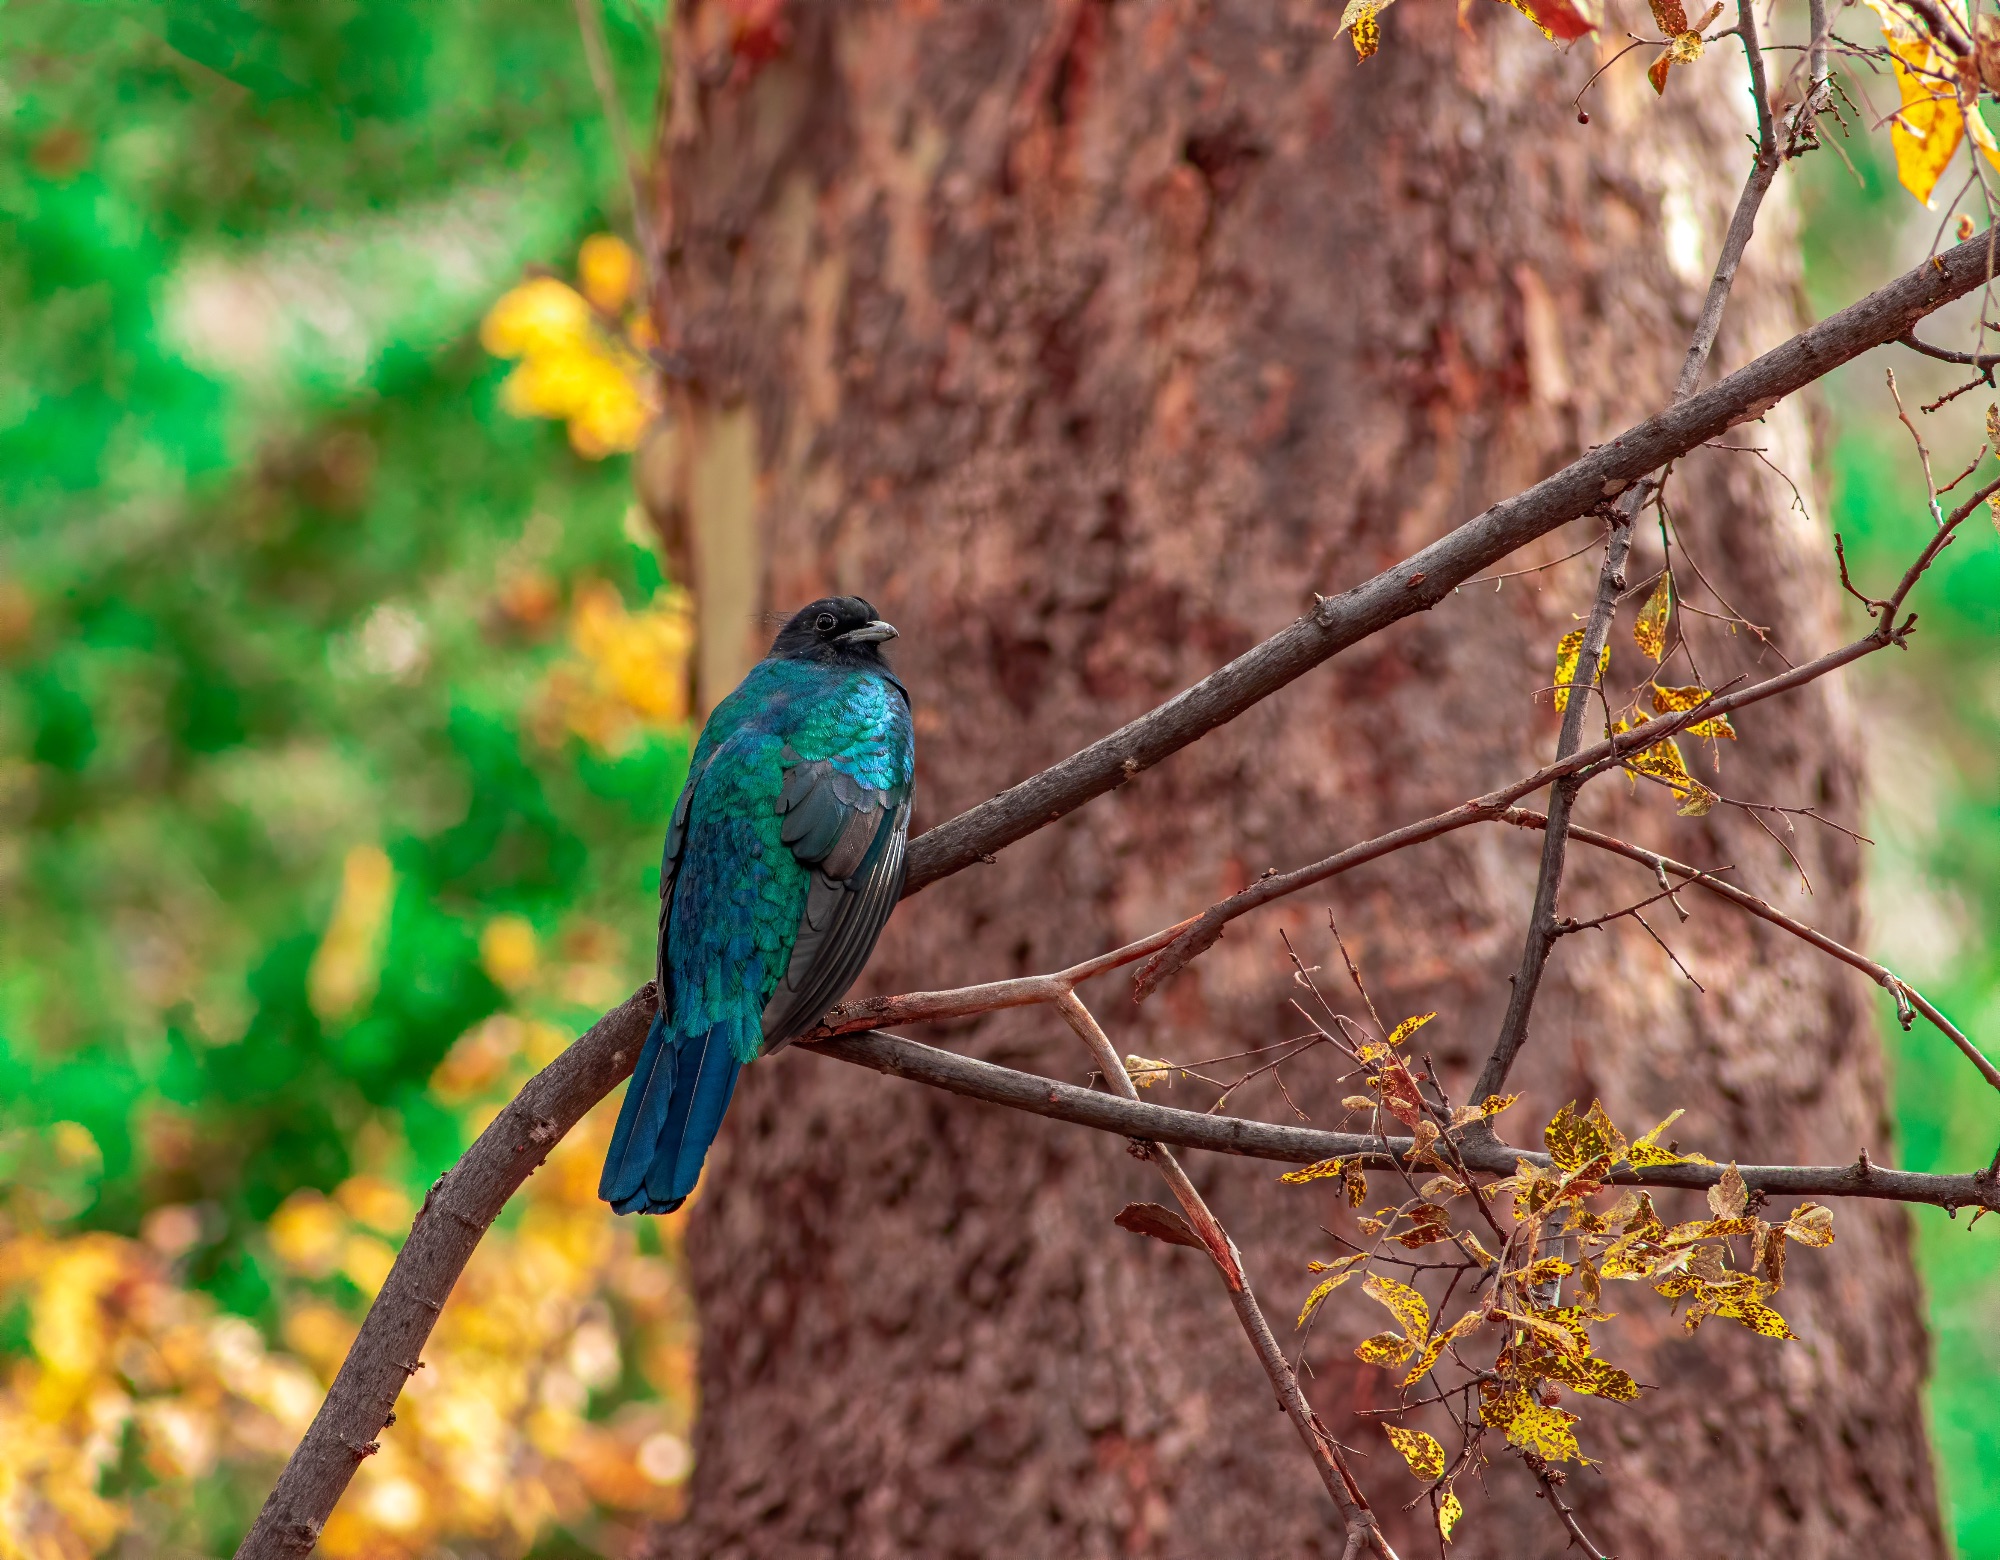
904, 230, 2000, 892
1897, 329, 2000, 369
233, 990, 655, 1560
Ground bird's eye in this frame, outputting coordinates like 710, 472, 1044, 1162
814, 612, 838, 633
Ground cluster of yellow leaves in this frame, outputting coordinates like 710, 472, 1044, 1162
0, 1126, 326, 1560
1863, 0, 2000, 206
0, 1019, 695, 1560
481, 235, 658, 459
529, 581, 696, 756
1561, 572, 1732, 817
1281, 1078, 1838, 1541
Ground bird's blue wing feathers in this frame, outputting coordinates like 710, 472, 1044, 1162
760, 763, 911, 1046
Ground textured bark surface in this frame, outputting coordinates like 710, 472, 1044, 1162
645, 3, 1943, 1555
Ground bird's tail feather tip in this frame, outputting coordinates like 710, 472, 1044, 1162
598, 1015, 741, 1217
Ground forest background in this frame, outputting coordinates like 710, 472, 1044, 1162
0, 2, 1995, 1557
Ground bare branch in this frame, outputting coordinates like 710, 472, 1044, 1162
809, 1030, 2000, 1212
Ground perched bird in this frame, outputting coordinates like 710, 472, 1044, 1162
599, 597, 914, 1215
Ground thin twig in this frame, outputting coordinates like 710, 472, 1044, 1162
1053, 993, 1398, 1555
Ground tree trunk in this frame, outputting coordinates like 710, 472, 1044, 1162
643, 3, 1943, 1555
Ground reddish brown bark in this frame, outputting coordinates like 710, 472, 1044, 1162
645, 3, 1943, 1555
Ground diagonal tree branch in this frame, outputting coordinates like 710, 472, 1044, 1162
903, 229, 2000, 892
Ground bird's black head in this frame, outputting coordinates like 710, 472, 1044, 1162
768, 596, 899, 666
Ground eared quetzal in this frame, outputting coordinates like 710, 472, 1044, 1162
599, 597, 915, 1215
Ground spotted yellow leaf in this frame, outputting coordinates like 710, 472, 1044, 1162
1553, 627, 1609, 712
1634, 572, 1673, 661
1335, 0, 1395, 58
1651, 682, 1736, 740
1727, 1298, 1797, 1340
1509, 1400, 1583, 1461
1439, 1486, 1464, 1541
1364, 1271, 1431, 1346
1280, 1156, 1348, 1185
1545, 1099, 1627, 1174
1297, 1255, 1367, 1327
1402, 1309, 1483, 1387
1784, 1203, 1835, 1247
1386, 1011, 1437, 1047
1385, 1424, 1446, 1482
1356, 1329, 1415, 1366
1125, 1054, 1186, 1088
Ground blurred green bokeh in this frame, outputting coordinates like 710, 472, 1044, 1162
2, 4, 684, 1552
1801, 131, 2000, 1560
2, 5, 1996, 1555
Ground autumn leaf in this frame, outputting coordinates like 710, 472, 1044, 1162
1863, 0, 2000, 206
1337, 0, 1394, 58
1364, 1271, 1431, 1348
1634, 572, 1673, 661
1783, 1203, 1835, 1248
1552, 627, 1609, 711
1280, 1156, 1348, 1185
1626, 1108, 1711, 1167
1297, 1269, 1361, 1328
1651, 683, 1736, 740
1493, 0, 1602, 45
1708, 1162, 1748, 1219
1620, 715, 1717, 815
1386, 1011, 1437, 1047
1439, 1487, 1465, 1542
1376, 1058, 1427, 1126
1451, 1092, 1519, 1128
1385, 1424, 1446, 1481
1396, 1203, 1457, 1250
1545, 1099, 1628, 1174
1345, 1161, 1370, 1208
1542, 1351, 1641, 1400
1356, 1329, 1416, 1366
1507, 1399, 1583, 1461
1402, 1309, 1484, 1387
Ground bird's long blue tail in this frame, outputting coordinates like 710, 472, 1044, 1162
599, 1009, 743, 1215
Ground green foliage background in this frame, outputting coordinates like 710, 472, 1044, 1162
0, 4, 1994, 1554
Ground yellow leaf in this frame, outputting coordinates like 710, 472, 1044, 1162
1504, 1399, 1583, 1461
1356, 1329, 1415, 1366
1403, 1309, 1483, 1387
1439, 1487, 1464, 1542
1727, 1298, 1797, 1340
1280, 1156, 1348, 1185
1341, 1094, 1378, 1112
1651, 683, 1735, 740
1552, 628, 1609, 712
1499, 1308, 1586, 1356
1545, 1099, 1627, 1174
1542, 1351, 1640, 1401
1385, 1424, 1446, 1482
1364, 1271, 1432, 1345
1345, 1162, 1370, 1208
1386, 1012, 1437, 1047
1707, 1162, 1748, 1219
1863, 0, 1986, 205
1783, 1203, 1835, 1248
1634, 573, 1672, 661
1298, 1256, 1367, 1327
1456, 1229, 1498, 1267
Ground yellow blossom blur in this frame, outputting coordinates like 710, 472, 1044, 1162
481, 237, 656, 459
531, 582, 695, 755
307, 845, 395, 1022
480, 915, 541, 992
